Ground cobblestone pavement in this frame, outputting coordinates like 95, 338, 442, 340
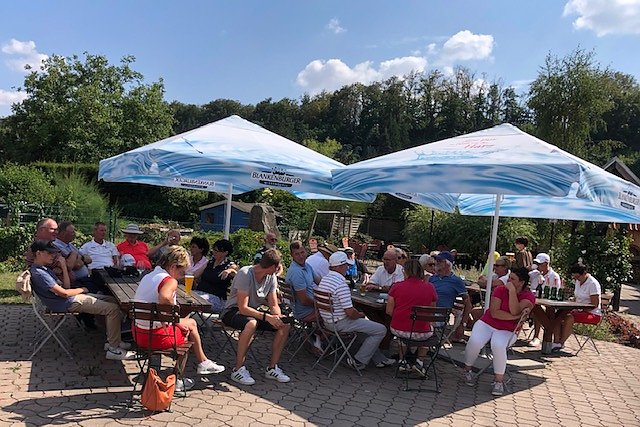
2, 305, 640, 427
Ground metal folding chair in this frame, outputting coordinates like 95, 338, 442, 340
279, 281, 318, 361
441, 298, 466, 367
573, 294, 613, 356
29, 293, 79, 360
393, 306, 451, 392
312, 289, 362, 378
129, 302, 193, 409
475, 309, 531, 389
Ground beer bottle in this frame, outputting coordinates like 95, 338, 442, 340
536, 284, 543, 299
550, 286, 557, 300
557, 288, 564, 301
543, 285, 550, 299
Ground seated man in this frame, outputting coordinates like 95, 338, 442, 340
366, 249, 404, 292
552, 262, 602, 352
430, 251, 472, 342
222, 249, 291, 385
79, 221, 120, 270
318, 252, 395, 370
116, 224, 152, 270
26, 218, 96, 329
29, 240, 135, 360
306, 243, 337, 281
285, 240, 317, 322
53, 221, 92, 282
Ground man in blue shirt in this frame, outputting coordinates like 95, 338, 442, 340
285, 240, 317, 321
29, 240, 135, 360
430, 251, 472, 342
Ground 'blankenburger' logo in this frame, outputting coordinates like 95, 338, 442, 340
618, 189, 640, 210
251, 167, 302, 188
174, 177, 216, 190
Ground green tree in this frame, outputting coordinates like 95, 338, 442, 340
528, 49, 615, 159
5, 53, 173, 163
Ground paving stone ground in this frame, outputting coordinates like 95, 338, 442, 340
2, 305, 640, 426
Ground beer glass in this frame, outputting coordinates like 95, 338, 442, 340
184, 274, 194, 295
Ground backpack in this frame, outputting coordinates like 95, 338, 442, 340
15, 270, 32, 301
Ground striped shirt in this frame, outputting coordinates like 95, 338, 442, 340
317, 271, 352, 323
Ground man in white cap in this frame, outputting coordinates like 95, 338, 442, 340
318, 251, 395, 370
528, 252, 562, 348
116, 224, 151, 270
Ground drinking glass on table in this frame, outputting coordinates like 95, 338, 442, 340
184, 274, 194, 295
358, 282, 367, 296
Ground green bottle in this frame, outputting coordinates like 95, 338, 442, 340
550, 287, 557, 300
543, 285, 550, 299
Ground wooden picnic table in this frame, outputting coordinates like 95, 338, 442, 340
96, 268, 212, 317
533, 298, 595, 353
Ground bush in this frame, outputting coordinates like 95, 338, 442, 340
51, 171, 110, 234
555, 224, 632, 292
0, 225, 33, 266
0, 164, 55, 219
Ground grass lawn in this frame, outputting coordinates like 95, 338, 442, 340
0, 271, 24, 304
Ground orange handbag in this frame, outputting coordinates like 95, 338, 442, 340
141, 368, 176, 411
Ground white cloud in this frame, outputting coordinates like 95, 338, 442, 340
1, 38, 48, 72
326, 18, 346, 34
509, 79, 535, 91
563, 0, 640, 36
439, 30, 494, 63
0, 89, 27, 106
296, 56, 427, 93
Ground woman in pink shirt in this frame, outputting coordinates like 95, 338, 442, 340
462, 267, 535, 396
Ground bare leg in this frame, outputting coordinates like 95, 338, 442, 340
560, 313, 575, 345
180, 317, 207, 363
269, 324, 291, 368
235, 320, 257, 369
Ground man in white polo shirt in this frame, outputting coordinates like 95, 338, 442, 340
80, 222, 120, 270
367, 249, 404, 291
318, 252, 395, 370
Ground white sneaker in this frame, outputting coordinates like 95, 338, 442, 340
398, 360, 409, 372
528, 338, 541, 347
375, 358, 396, 368
412, 359, 427, 377
175, 377, 195, 392
265, 365, 291, 383
103, 342, 132, 351
105, 345, 136, 360
230, 366, 255, 385
197, 359, 225, 375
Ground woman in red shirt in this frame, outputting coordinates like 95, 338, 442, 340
386, 259, 438, 376
462, 267, 535, 396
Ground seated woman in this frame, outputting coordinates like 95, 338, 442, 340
462, 267, 535, 396
552, 262, 602, 352
185, 236, 209, 275
192, 239, 237, 313
132, 245, 225, 392
418, 254, 436, 280
386, 259, 438, 376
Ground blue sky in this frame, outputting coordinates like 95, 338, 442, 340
1, 0, 639, 117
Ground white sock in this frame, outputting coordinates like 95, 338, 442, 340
552, 343, 562, 349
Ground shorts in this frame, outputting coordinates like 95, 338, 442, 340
390, 327, 433, 341
133, 324, 187, 350
572, 310, 601, 325
222, 307, 276, 331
